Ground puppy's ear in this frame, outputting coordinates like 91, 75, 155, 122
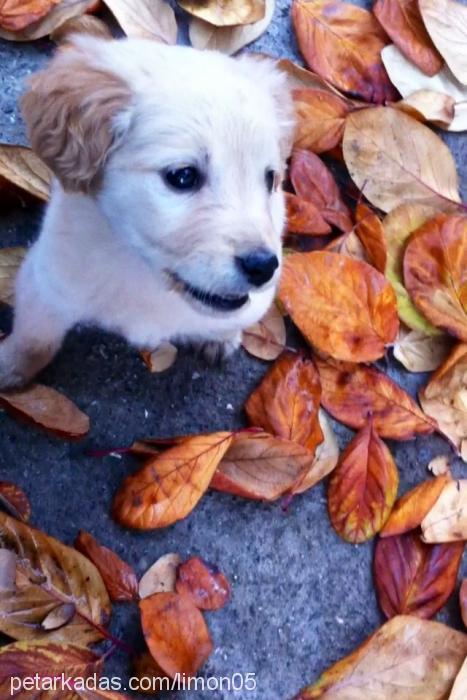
21, 39, 132, 193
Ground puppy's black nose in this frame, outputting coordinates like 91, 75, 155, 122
236, 248, 279, 287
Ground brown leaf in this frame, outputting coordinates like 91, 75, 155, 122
0, 481, 31, 521
139, 553, 182, 599
403, 214, 467, 341
75, 530, 138, 603
381, 473, 451, 537
315, 356, 436, 440
241, 302, 286, 361
421, 479, 467, 542
0, 383, 90, 439
278, 251, 399, 362
0, 145, 50, 201
292, 88, 349, 154
393, 326, 452, 372
292, 0, 397, 103
285, 192, 331, 235
176, 557, 231, 610
419, 343, 467, 458
325, 230, 369, 262
0, 0, 95, 40
211, 431, 314, 501
343, 107, 461, 213
0, 0, 60, 31
113, 432, 233, 529
292, 410, 339, 495
461, 579, 467, 627
290, 149, 353, 233
373, 0, 442, 76
277, 57, 351, 98
374, 532, 464, 619
140, 342, 178, 373
354, 203, 387, 273
139, 592, 213, 678
178, 0, 265, 27
449, 657, 467, 700
397, 90, 456, 129
0, 511, 111, 645
294, 615, 467, 700
104, 0, 177, 44
419, 0, 467, 85
0, 247, 26, 306
328, 421, 399, 543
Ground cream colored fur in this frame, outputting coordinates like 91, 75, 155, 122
0, 37, 294, 388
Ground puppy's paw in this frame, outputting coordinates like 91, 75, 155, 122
194, 332, 241, 366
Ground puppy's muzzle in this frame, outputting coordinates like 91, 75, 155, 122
236, 247, 279, 287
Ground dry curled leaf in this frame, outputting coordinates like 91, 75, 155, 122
140, 342, 178, 373
0, 0, 95, 40
374, 531, 464, 619
294, 615, 467, 700
176, 557, 231, 610
140, 592, 213, 678
0, 383, 90, 439
290, 149, 353, 233
393, 326, 452, 372
421, 479, 467, 542
0, 481, 30, 521
419, 0, 467, 85
139, 553, 182, 599
292, 0, 396, 103
403, 214, 467, 341
285, 192, 331, 235
0, 511, 111, 645
0, 247, 26, 306
178, 0, 265, 27
328, 421, 399, 543
292, 88, 350, 154
354, 202, 387, 273
343, 107, 461, 213
381, 473, 451, 537
104, 0, 177, 44
373, 0, 442, 76
279, 251, 398, 362
0, 145, 50, 201
244, 351, 323, 453
75, 530, 138, 603
397, 90, 456, 129
315, 356, 436, 440
113, 432, 233, 529
292, 410, 339, 495
241, 302, 286, 361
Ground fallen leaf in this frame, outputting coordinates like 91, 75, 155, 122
211, 431, 314, 501
132, 652, 167, 694
0, 247, 26, 306
461, 579, 467, 627
315, 356, 436, 440
189, 0, 274, 53
51, 13, 113, 42
285, 192, 332, 235
449, 657, 467, 700
241, 302, 286, 361
381, 473, 451, 537
354, 202, 387, 273
294, 615, 467, 700
244, 351, 323, 452
403, 214, 467, 341
178, 0, 265, 26
0, 0, 60, 31
0, 145, 50, 201
113, 432, 233, 529
104, 0, 177, 44
290, 149, 353, 233
292, 410, 339, 494
428, 455, 451, 476
176, 557, 231, 610
373, 0, 442, 76
382, 44, 467, 131
140, 342, 178, 373
279, 251, 399, 362
0, 0, 95, 40
328, 421, 398, 543
139, 553, 182, 598
277, 57, 351, 98
419, 344, 467, 458
421, 479, 467, 542
292, 88, 350, 153
41, 602, 76, 630
75, 530, 138, 603
292, 0, 396, 103
0, 481, 31, 521
374, 531, 464, 618
393, 326, 452, 372
419, 0, 467, 85
0, 511, 111, 645
397, 90, 456, 129
140, 592, 213, 678
343, 107, 461, 213
0, 383, 90, 439
325, 230, 369, 262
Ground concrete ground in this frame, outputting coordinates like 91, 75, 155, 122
0, 2, 465, 699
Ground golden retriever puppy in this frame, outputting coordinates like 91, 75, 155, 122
0, 36, 294, 389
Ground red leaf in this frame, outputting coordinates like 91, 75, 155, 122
292, 88, 349, 153
285, 192, 332, 235
176, 557, 231, 610
380, 474, 451, 537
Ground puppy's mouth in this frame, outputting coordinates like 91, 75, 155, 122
167, 273, 249, 312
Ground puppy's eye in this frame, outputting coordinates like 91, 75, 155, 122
265, 169, 278, 193
164, 166, 201, 191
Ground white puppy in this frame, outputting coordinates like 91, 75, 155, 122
0, 36, 294, 389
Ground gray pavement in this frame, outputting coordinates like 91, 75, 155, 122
0, 2, 466, 699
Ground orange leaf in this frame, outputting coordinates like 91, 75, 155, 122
139, 592, 213, 678
285, 192, 331, 235
315, 356, 436, 439
75, 530, 138, 603
461, 579, 467, 628
244, 351, 323, 452
373, 0, 443, 76
292, 88, 349, 153
355, 202, 387, 273
403, 214, 467, 341
0, 0, 60, 31
292, 0, 397, 103
328, 421, 399, 543
279, 251, 399, 362
374, 531, 464, 619
380, 474, 451, 537
290, 149, 353, 233
176, 557, 231, 610
0, 481, 30, 521
211, 431, 313, 501
112, 432, 233, 529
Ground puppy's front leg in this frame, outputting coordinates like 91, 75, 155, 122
193, 330, 242, 365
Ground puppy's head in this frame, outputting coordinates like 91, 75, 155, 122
22, 38, 294, 317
